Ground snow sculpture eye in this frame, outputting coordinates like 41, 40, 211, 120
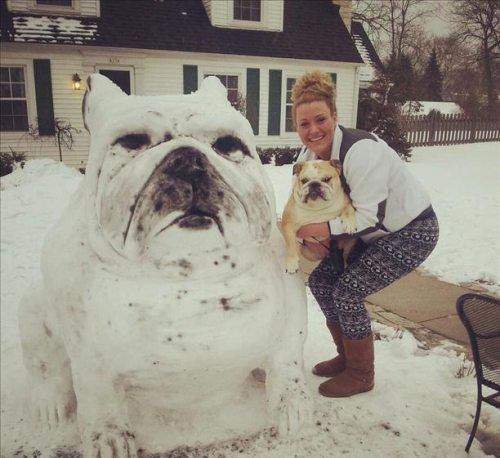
212, 135, 250, 160
321, 176, 332, 183
113, 133, 151, 151
301, 178, 309, 185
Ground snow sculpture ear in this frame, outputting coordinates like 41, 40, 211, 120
82, 73, 125, 133
198, 76, 228, 103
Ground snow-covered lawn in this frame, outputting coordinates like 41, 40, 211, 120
1, 142, 499, 457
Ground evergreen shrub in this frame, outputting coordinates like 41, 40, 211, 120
0, 149, 26, 176
357, 91, 412, 161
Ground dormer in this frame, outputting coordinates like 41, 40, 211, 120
6, 0, 100, 17
202, 0, 284, 32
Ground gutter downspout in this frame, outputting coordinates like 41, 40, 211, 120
352, 65, 361, 128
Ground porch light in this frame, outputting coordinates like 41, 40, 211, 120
72, 73, 82, 90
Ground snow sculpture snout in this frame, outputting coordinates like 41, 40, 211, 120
82, 74, 274, 270
18, 74, 311, 456
154, 147, 228, 232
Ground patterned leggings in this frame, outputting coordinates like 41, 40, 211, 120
308, 212, 439, 340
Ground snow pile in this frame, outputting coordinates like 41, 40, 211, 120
0, 158, 80, 190
265, 141, 500, 294
1, 160, 81, 342
1, 152, 499, 456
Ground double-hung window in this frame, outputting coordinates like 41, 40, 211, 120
234, 0, 261, 22
204, 74, 239, 107
0, 66, 29, 132
36, 0, 72, 6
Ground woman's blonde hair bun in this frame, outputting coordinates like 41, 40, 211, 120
291, 70, 337, 126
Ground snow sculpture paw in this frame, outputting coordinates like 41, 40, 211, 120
285, 256, 300, 274
83, 424, 138, 458
268, 373, 311, 436
276, 387, 312, 436
32, 382, 77, 430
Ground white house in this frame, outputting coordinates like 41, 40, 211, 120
0, 0, 365, 168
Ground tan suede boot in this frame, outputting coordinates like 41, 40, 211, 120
312, 321, 345, 377
318, 333, 374, 397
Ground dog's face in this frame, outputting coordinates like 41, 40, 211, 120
292, 160, 344, 209
82, 74, 274, 267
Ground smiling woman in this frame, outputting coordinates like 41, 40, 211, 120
292, 72, 337, 160
290, 70, 439, 400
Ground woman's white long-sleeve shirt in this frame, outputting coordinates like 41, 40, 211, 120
295, 124, 432, 243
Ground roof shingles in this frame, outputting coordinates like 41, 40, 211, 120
1, 0, 363, 64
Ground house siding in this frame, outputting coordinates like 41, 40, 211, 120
266, 0, 284, 31
80, 0, 99, 17
7, 0, 100, 16
0, 43, 361, 168
6, 0, 30, 12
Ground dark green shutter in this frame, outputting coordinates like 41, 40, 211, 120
330, 72, 337, 94
246, 68, 260, 135
33, 59, 55, 136
183, 65, 198, 94
267, 70, 282, 135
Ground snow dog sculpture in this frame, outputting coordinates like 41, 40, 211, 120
18, 74, 310, 456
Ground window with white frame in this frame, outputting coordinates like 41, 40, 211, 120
36, 0, 72, 6
0, 66, 29, 132
204, 74, 240, 108
234, 0, 261, 22
285, 77, 296, 132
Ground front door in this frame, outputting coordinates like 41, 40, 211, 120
98, 69, 132, 95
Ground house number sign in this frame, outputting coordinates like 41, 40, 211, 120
109, 57, 120, 64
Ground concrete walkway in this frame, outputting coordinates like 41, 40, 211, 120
365, 271, 495, 345
364, 272, 500, 456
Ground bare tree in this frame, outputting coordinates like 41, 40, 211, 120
450, 0, 500, 114
352, 0, 435, 60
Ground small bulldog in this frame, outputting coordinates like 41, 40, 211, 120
18, 75, 310, 456
281, 160, 357, 274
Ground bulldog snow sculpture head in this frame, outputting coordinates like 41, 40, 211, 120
18, 75, 310, 456
83, 74, 274, 276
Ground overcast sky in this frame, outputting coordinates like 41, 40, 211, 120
359, 0, 456, 59
422, 0, 454, 37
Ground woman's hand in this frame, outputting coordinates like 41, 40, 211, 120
297, 222, 330, 258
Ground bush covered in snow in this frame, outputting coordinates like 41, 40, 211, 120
357, 92, 412, 161
0, 150, 25, 177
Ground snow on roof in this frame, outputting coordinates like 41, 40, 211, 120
350, 21, 383, 85
3, 2, 364, 64
353, 34, 375, 81
402, 101, 463, 116
12, 15, 98, 44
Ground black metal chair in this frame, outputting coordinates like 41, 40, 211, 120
456, 293, 500, 453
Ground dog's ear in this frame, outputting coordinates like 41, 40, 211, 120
330, 159, 342, 174
293, 162, 304, 176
